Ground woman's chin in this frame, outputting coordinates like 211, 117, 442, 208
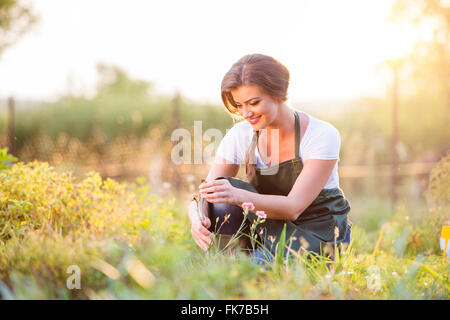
249, 118, 264, 130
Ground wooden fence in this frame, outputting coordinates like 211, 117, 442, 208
338, 162, 436, 178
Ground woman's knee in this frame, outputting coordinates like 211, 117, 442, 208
204, 177, 257, 235
207, 201, 245, 235
214, 176, 258, 193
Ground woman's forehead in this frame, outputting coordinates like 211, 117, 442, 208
230, 85, 265, 103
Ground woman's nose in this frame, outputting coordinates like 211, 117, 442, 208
241, 106, 253, 118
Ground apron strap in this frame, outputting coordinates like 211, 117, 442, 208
245, 109, 301, 176
245, 130, 259, 176
294, 110, 301, 159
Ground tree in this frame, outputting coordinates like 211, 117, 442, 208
383, 0, 450, 160
96, 64, 153, 98
389, 0, 449, 100
0, 0, 38, 57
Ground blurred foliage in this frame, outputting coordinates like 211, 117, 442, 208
331, 93, 449, 165
427, 152, 450, 204
0, 161, 176, 243
0, 64, 233, 153
390, 0, 449, 97
0, 160, 448, 299
1, 63, 447, 168
0, 147, 17, 170
0, 0, 38, 56
96, 64, 153, 99
0, 161, 188, 298
0, 0, 448, 300
325, 0, 450, 168
0, 61, 446, 199
0, 0, 448, 200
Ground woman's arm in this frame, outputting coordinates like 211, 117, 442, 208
188, 157, 240, 251
204, 156, 240, 182
189, 156, 239, 222
200, 159, 337, 221
288, 159, 337, 219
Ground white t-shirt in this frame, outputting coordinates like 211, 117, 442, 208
214, 112, 341, 189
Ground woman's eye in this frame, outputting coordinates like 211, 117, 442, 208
250, 100, 260, 106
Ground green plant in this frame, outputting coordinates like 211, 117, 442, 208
0, 160, 448, 299
0, 147, 18, 171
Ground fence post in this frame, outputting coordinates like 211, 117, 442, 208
172, 90, 180, 131
391, 65, 399, 208
7, 96, 15, 156
172, 90, 182, 193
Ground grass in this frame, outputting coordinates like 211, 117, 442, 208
0, 160, 448, 300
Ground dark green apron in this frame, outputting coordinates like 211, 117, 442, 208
223, 111, 351, 257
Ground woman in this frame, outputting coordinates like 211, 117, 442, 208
188, 53, 351, 263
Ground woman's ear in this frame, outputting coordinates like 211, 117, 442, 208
275, 97, 286, 106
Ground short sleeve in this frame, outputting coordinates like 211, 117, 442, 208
214, 124, 251, 165
302, 123, 341, 161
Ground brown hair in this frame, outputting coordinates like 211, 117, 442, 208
220, 54, 290, 182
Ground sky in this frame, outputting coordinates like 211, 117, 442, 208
0, 0, 425, 105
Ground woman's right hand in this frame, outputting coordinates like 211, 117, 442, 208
190, 216, 212, 251
188, 200, 212, 251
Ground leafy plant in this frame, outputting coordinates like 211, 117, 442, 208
0, 160, 448, 299
0, 147, 18, 171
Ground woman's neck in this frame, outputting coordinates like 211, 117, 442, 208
265, 103, 296, 140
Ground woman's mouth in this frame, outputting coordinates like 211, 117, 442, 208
247, 115, 262, 125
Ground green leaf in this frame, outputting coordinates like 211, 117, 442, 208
0, 147, 18, 171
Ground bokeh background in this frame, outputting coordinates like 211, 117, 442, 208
0, 0, 449, 300
1, 0, 449, 207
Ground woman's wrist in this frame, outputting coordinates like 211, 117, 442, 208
235, 189, 251, 207
188, 200, 198, 223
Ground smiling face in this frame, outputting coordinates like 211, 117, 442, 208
230, 84, 280, 130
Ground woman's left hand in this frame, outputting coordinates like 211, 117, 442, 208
199, 179, 241, 205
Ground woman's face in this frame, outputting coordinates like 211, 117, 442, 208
230, 85, 280, 130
